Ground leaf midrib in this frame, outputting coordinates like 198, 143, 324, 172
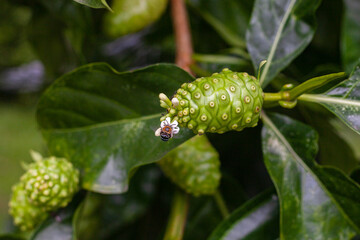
262, 112, 359, 232
259, 0, 297, 86
41, 113, 161, 133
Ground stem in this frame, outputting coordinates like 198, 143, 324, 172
263, 92, 283, 102
287, 72, 346, 100
163, 189, 189, 240
214, 190, 230, 219
298, 94, 360, 106
263, 72, 347, 105
171, 0, 194, 74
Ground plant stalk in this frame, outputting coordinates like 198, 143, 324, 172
214, 190, 230, 219
171, 0, 194, 74
163, 189, 189, 240
263, 72, 347, 106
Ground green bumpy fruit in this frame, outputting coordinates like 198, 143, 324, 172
161, 68, 263, 135
9, 183, 48, 232
20, 157, 79, 211
158, 135, 221, 196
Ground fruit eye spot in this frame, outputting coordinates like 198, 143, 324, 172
190, 108, 195, 114
194, 93, 201, 99
209, 101, 215, 107
246, 117, 252, 123
236, 107, 241, 113
200, 114, 207, 121
204, 84, 210, 90
222, 113, 228, 120
230, 86, 236, 92
221, 95, 227, 101
244, 96, 251, 103
251, 85, 256, 91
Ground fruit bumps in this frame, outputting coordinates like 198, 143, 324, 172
9, 152, 80, 231
9, 183, 48, 231
20, 156, 80, 211
160, 68, 263, 135
158, 135, 221, 196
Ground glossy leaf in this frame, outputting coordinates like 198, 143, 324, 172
299, 103, 359, 173
36, 63, 195, 193
299, 64, 360, 135
208, 189, 279, 240
72, 0, 112, 11
30, 193, 84, 240
188, 0, 253, 48
341, 0, 360, 73
262, 112, 360, 239
246, 0, 321, 87
73, 165, 160, 240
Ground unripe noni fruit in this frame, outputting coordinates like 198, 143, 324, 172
104, 0, 168, 37
20, 156, 79, 211
9, 183, 48, 232
160, 68, 263, 135
158, 135, 221, 196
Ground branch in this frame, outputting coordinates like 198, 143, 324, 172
171, 0, 194, 74
163, 189, 189, 240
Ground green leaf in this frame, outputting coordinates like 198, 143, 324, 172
30, 193, 84, 240
299, 103, 358, 174
341, 0, 360, 73
73, 165, 160, 240
36, 63, 195, 194
262, 112, 360, 238
188, 0, 253, 48
208, 189, 279, 240
72, 0, 112, 11
298, 64, 360, 135
246, 0, 321, 87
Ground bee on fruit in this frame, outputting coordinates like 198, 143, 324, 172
155, 117, 180, 141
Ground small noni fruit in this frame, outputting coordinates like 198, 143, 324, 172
9, 183, 48, 231
20, 155, 79, 211
158, 135, 221, 196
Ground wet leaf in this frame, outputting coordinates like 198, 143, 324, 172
246, 0, 321, 87
299, 64, 360, 135
208, 189, 279, 240
36, 63, 194, 194
262, 112, 360, 239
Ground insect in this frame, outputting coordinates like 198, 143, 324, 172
155, 117, 180, 141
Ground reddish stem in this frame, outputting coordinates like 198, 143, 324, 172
171, 0, 194, 74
